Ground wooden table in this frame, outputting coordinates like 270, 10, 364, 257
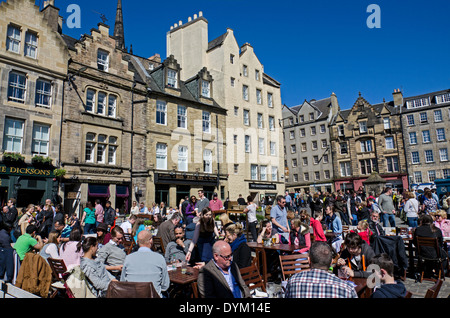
168, 266, 199, 298
351, 277, 372, 298
247, 242, 301, 285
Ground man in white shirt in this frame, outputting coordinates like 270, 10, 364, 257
120, 215, 136, 234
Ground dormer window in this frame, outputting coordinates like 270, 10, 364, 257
24, 31, 38, 59
406, 97, 430, 109
97, 49, 109, 71
6, 25, 21, 53
201, 80, 211, 98
167, 69, 178, 88
359, 121, 368, 133
436, 93, 450, 104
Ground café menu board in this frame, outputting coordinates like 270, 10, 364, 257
0, 165, 54, 177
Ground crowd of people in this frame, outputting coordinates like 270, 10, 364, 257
0, 184, 449, 299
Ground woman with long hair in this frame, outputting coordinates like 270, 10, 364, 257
40, 230, 61, 261
185, 207, 220, 263
131, 218, 146, 243
18, 204, 36, 235
185, 195, 198, 225
59, 228, 83, 270
422, 190, 438, 215
404, 191, 420, 228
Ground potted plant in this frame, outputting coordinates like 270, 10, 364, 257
2, 152, 25, 164
31, 155, 53, 167
53, 168, 67, 179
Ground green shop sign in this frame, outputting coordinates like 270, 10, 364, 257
0, 165, 54, 178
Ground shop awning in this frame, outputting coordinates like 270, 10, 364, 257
88, 185, 110, 198
116, 185, 129, 198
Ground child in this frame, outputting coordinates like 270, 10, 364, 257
370, 253, 407, 298
352, 220, 373, 245
310, 210, 326, 242
289, 218, 311, 253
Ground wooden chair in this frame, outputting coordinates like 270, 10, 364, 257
240, 262, 267, 293
405, 291, 413, 298
152, 236, 165, 255
191, 282, 199, 298
106, 281, 160, 298
416, 237, 446, 282
122, 234, 135, 255
279, 253, 310, 281
424, 279, 443, 298
47, 258, 70, 298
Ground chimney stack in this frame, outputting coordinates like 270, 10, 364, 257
392, 88, 403, 107
42, 0, 62, 34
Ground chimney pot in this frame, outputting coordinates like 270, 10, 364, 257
199, 11, 203, 17
194, 14, 198, 19
188, 17, 192, 22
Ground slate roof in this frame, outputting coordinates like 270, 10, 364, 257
128, 55, 224, 110
289, 97, 332, 121
61, 34, 78, 51
207, 32, 228, 52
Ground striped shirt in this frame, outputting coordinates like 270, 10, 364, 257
285, 268, 358, 298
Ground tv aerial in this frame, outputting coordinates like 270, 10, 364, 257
92, 10, 108, 24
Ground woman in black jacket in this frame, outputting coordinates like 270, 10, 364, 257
225, 222, 252, 269
414, 215, 447, 261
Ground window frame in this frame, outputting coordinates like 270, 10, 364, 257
31, 123, 50, 156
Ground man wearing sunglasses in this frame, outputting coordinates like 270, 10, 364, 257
270, 195, 290, 243
197, 240, 251, 298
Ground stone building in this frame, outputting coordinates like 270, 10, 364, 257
331, 93, 408, 194
282, 93, 339, 194
166, 12, 285, 204
59, 9, 147, 215
397, 88, 450, 185
0, 0, 68, 206
128, 53, 228, 208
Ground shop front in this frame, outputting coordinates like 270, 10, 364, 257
154, 172, 223, 207
249, 182, 278, 206
0, 163, 56, 208
63, 180, 131, 217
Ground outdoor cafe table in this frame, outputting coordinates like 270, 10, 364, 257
247, 242, 302, 285
167, 265, 199, 298
351, 277, 372, 298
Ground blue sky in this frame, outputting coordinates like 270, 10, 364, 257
13, 0, 450, 109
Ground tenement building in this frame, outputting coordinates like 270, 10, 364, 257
166, 12, 285, 204
282, 93, 340, 194
59, 11, 147, 215
0, 0, 68, 206
128, 53, 228, 207
331, 92, 408, 194
397, 88, 450, 185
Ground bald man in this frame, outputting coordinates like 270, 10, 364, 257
120, 230, 170, 297
197, 240, 251, 298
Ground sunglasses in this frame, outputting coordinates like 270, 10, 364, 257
218, 253, 233, 260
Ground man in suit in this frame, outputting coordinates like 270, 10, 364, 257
120, 229, 170, 297
197, 240, 251, 298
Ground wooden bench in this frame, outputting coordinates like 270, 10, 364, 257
0, 280, 40, 298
